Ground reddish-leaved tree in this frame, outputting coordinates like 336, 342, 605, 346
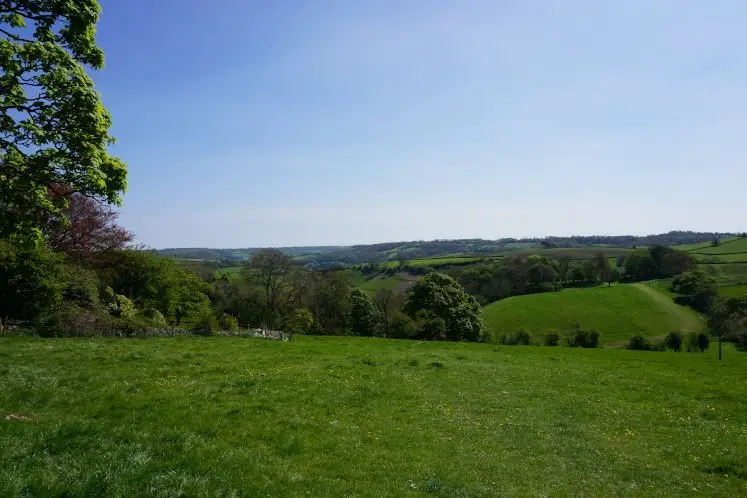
46, 193, 133, 260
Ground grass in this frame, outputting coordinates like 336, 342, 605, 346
1, 336, 746, 496
718, 284, 747, 297
482, 284, 703, 345
356, 273, 416, 297
215, 266, 243, 278
699, 263, 747, 285
689, 237, 747, 256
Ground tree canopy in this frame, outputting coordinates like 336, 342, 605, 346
0, 0, 126, 241
405, 272, 483, 342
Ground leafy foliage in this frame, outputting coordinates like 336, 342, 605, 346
0, 240, 64, 320
349, 288, 380, 337
664, 331, 683, 352
544, 331, 560, 346
567, 323, 600, 348
404, 272, 483, 342
287, 308, 313, 335
627, 335, 650, 351
671, 270, 718, 312
0, 0, 126, 241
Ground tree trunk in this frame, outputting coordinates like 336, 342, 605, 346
718, 335, 722, 360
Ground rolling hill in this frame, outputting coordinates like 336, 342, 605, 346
481, 284, 702, 345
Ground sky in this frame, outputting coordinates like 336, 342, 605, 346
94, 0, 747, 248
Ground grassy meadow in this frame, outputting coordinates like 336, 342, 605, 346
482, 284, 702, 345
1, 336, 746, 496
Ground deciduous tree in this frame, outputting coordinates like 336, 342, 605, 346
0, 1, 126, 241
45, 193, 132, 260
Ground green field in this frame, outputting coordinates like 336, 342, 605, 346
689, 237, 747, 255
700, 263, 747, 284
718, 284, 747, 297
215, 265, 242, 278
357, 273, 416, 297
1, 337, 745, 496
482, 284, 702, 345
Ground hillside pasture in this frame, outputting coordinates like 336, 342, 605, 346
689, 237, 747, 255
482, 284, 702, 345
356, 273, 417, 297
718, 284, 747, 297
699, 263, 747, 285
0, 336, 745, 496
215, 266, 243, 278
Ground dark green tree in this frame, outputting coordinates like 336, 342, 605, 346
664, 331, 683, 352
349, 288, 380, 337
404, 272, 483, 342
708, 295, 747, 360
624, 250, 657, 281
671, 270, 718, 312
593, 252, 612, 283
0, 1, 126, 241
0, 240, 64, 320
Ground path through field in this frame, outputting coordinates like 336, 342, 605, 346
631, 283, 702, 333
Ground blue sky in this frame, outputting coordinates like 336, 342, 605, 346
95, 0, 746, 248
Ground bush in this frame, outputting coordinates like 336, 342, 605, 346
516, 328, 532, 345
192, 308, 218, 336
697, 332, 710, 352
389, 311, 418, 339
685, 332, 699, 352
106, 293, 136, 319
650, 339, 666, 351
544, 331, 560, 346
664, 331, 683, 352
140, 308, 167, 328
287, 308, 313, 334
217, 313, 239, 331
627, 334, 650, 351
499, 333, 517, 345
686, 331, 710, 353
567, 325, 600, 348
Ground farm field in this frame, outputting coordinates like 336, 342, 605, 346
687, 237, 747, 256
718, 284, 747, 297
357, 273, 416, 297
700, 263, 747, 285
482, 284, 702, 345
215, 265, 242, 278
1, 337, 745, 496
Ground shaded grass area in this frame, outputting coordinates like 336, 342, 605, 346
482, 284, 702, 344
1, 337, 746, 496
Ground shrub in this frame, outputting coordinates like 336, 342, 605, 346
287, 308, 313, 334
107, 294, 136, 319
217, 313, 239, 331
686, 332, 710, 353
140, 308, 167, 328
650, 339, 666, 352
499, 333, 517, 345
389, 311, 418, 339
697, 332, 710, 352
664, 331, 683, 352
516, 328, 532, 345
627, 335, 650, 351
544, 331, 560, 346
192, 308, 218, 336
685, 332, 699, 352
567, 325, 600, 348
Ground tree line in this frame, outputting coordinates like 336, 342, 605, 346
454, 246, 695, 305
